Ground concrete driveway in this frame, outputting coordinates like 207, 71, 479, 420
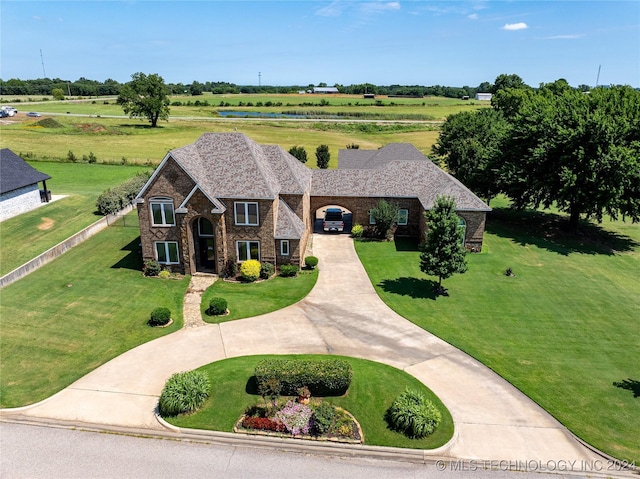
8, 234, 602, 463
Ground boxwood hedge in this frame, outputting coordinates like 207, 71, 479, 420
255, 358, 352, 397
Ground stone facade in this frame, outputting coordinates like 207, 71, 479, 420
0, 185, 43, 222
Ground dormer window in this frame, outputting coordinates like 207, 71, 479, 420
150, 197, 175, 226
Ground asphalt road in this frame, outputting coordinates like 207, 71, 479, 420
1, 422, 616, 479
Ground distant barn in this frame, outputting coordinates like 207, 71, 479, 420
312, 87, 339, 94
475, 93, 493, 101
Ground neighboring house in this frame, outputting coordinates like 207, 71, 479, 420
0, 148, 51, 222
475, 93, 493, 101
135, 133, 490, 275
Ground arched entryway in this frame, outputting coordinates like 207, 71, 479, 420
193, 217, 216, 272
313, 204, 353, 234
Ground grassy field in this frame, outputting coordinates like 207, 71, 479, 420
0, 115, 441, 169
201, 270, 318, 323
353, 200, 640, 462
0, 213, 190, 407
166, 354, 454, 449
2, 93, 487, 120
0, 162, 149, 276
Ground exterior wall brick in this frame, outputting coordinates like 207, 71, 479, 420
223, 198, 277, 265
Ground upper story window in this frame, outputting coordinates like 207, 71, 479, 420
234, 202, 259, 226
150, 197, 175, 226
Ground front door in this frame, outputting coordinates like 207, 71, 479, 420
197, 218, 216, 271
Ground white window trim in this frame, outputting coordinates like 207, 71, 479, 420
458, 217, 467, 244
281, 240, 290, 256
398, 209, 409, 226
236, 240, 260, 262
154, 241, 180, 264
369, 210, 376, 225
198, 217, 214, 237
234, 202, 259, 226
150, 197, 175, 226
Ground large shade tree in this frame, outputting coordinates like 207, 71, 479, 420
433, 108, 509, 205
420, 196, 468, 296
117, 72, 170, 127
500, 81, 640, 232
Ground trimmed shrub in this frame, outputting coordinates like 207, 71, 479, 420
158, 370, 210, 417
158, 270, 171, 279
96, 172, 151, 215
240, 259, 261, 282
312, 402, 336, 435
304, 256, 318, 270
242, 416, 286, 432
280, 264, 299, 277
148, 307, 171, 326
351, 224, 364, 238
223, 258, 237, 278
207, 297, 227, 316
260, 262, 275, 279
387, 389, 441, 438
143, 260, 161, 277
255, 358, 352, 397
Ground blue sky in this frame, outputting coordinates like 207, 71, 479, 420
1, 1, 638, 88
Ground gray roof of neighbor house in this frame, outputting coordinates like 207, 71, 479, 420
0, 148, 51, 195
167, 133, 310, 200
313, 144, 490, 211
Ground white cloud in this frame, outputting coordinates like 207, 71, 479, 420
502, 22, 528, 31
541, 34, 585, 40
315, 1, 345, 17
468, 13, 479, 20
360, 2, 401, 14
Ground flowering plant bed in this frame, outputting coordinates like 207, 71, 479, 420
234, 399, 363, 444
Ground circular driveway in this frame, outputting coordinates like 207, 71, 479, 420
8, 234, 603, 463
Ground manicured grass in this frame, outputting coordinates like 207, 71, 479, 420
201, 270, 318, 323
0, 162, 149, 276
166, 354, 454, 449
0, 213, 190, 407
353, 203, 640, 462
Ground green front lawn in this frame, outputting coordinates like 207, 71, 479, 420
354, 204, 640, 462
201, 270, 318, 323
0, 162, 149, 276
0, 213, 190, 407
166, 355, 454, 449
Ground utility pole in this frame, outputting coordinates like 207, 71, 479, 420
258, 72, 261, 87
40, 49, 46, 77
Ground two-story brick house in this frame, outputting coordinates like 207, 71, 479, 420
135, 132, 490, 275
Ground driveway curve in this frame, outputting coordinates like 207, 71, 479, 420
10, 234, 602, 463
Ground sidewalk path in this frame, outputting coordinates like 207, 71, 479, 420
8, 234, 602, 463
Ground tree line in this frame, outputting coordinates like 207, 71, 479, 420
434, 74, 640, 232
0, 75, 604, 98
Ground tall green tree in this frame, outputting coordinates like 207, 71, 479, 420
117, 72, 170, 127
288, 145, 308, 163
500, 82, 640, 231
490, 73, 529, 94
370, 199, 397, 239
316, 144, 330, 169
433, 108, 509, 205
420, 196, 468, 295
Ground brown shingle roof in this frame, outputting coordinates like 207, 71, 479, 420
275, 198, 305, 239
338, 143, 429, 169
311, 143, 491, 211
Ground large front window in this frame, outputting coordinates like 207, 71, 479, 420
236, 241, 260, 262
155, 241, 179, 264
234, 202, 259, 226
150, 198, 175, 226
